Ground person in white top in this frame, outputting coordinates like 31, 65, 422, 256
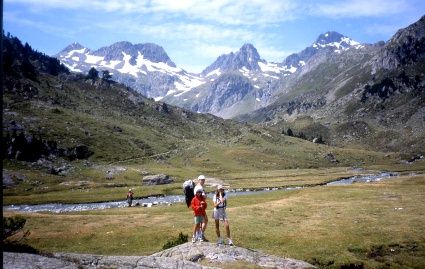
193, 175, 209, 241
212, 185, 233, 245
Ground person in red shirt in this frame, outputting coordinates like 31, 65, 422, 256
194, 175, 209, 241
190, 189, 207, 242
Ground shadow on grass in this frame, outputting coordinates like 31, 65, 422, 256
3, 242, 39, 254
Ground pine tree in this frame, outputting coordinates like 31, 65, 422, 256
102, 70, 112, 81
287, 128, 293, 136
87, 67, 99, 82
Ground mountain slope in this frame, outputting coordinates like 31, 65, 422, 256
238, 16, 425, 155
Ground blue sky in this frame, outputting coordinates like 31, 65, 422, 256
4, 0, 425, 73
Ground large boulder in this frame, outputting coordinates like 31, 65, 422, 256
153, 242, 315, 268
2, 170, 27, 188
3, 252, 216, 269
3, 242, 315, 268
142, 174, 174, 185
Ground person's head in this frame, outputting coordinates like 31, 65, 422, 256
196, 189, 203, 196
129, 188, 132, 192
216, 185, 224, 194
197, 175, 206, 185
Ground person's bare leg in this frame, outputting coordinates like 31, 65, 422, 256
202, 215, 208, 232
215, 219, 220, 237
224, 220, 230, 238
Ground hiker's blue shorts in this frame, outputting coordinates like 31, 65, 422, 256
194, 215, 204, 224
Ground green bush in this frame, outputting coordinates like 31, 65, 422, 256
162, 232, 188, 250
3, 215, 38, 253
3, 215, 27, 240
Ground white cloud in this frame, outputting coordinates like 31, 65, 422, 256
311, 0, 409, 18
8, 0, 300, 25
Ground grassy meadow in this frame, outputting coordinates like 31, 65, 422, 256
4, 160, 425, 269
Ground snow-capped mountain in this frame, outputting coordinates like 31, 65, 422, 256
55, 41, 204, 100
163, 33, 363, 118
202, 43, 264, 75
162, 43, 296, 118
313, 31, 362, 50
201, 43, 295, 79
55, 31, 364, 119
284, 31, 363, 69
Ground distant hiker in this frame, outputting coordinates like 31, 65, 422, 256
213, 185, 233, 245
183, 179, 195, 207
194, 175, 209, 241
127, 188, 134, 207
190, 188, 207, 242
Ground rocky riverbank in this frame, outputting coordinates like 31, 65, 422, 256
4, 242, 315, 269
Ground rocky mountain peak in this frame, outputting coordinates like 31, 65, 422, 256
136, 43, 176, 67
312, 31, 361, 51
93, 41, 175, 66
57, 42, 88, 55
373, 14, 425, 71
315, 31, 345, 45
283, 31, 361, 69
202, 43, 263, 76
239, 43, 261, 62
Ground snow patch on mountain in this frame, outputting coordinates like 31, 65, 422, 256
119, 52, 139, 76
258, 62, 285, 73
63, 63, 83, 73
65, 48, 88, 58
263, 73, 279, 79
206, 68, 221, 77
173, 75, 205, 97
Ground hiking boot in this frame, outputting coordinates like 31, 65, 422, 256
201, 235, 209, 242
192, 236, 196, 243
228, 238, 233, 246
217, 238, 223, 245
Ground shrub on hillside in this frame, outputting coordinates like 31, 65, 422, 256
3, 215, 38, 253
162, 232, 188, 250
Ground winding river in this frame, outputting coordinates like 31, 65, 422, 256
3, 172, 400, 213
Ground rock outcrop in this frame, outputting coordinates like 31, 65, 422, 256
3, 252, 216, 269
3, 242, 315, 269
154, 242, 315, 268
142, 174, 174, 185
